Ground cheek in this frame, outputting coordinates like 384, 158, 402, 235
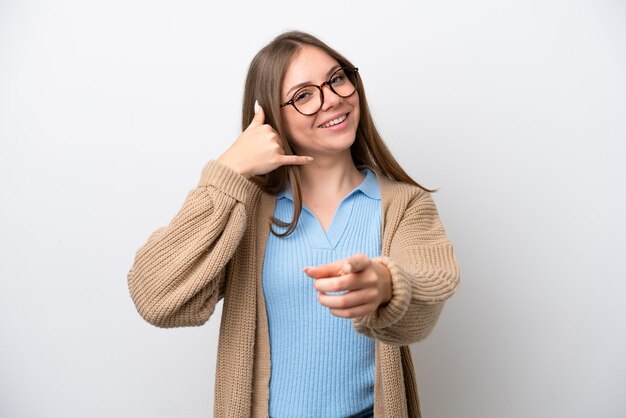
283, 113, 312, 143
344, 94, 360, 126
281, 120, 305, 153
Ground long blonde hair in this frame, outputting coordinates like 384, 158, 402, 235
242, 31, 432, 237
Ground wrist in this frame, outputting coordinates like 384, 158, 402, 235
217, 156, 251, 179
374, 261, 393, 306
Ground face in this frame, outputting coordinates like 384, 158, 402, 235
280, 46, 360, 158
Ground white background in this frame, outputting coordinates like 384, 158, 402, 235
1, 1, 625, 417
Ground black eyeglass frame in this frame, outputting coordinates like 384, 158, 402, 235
279, 67, 359, 116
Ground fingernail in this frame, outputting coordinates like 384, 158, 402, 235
307, 157, 314, 161
254, 100, 259, 114
343, 263, 352, 273
303, 267, 310, 272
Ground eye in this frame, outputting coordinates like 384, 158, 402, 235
330, 72, 345, 85
294, 88, 315, 103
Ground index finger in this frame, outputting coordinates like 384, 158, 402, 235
303, 259, 348, 279
279, 155, 314, 166
304, 254, 371, 279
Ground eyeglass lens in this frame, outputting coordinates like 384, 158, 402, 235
292, 68, 357, 115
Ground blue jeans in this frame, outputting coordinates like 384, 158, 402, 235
270, 405, 374, 418
347, 404, 374, 418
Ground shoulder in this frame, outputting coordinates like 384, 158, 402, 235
374, 171, 432, 209
375, 174, 448, 245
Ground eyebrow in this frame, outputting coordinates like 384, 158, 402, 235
285, 64, 342, 98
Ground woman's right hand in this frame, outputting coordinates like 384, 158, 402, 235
217, 102, 314, 178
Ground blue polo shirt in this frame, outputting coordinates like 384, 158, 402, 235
261, 168, 382, 418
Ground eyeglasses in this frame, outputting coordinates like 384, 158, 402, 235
280, 67, 359, 116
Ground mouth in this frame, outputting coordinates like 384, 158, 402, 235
318, 113, 349, 129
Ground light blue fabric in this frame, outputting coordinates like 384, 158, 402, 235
262, 168, 382, 418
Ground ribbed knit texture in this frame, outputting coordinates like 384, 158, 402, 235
262, 168, 380, 418
127, 160, 460, 417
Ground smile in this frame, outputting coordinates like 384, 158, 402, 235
319, 113, 348, 128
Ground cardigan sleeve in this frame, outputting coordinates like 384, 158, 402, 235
127, 160, 261, 328
352, 191, 460, 345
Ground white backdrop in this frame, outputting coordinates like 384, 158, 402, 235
1, 1, 625, 417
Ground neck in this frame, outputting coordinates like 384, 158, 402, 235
298, 151, 365, 201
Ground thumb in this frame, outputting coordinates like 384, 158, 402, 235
246, 100, 265, 130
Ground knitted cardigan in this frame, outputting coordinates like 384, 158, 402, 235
128, 160, 460, 417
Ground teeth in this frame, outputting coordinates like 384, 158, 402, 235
320, 114, 347, 128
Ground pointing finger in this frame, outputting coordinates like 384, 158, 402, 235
304, 254, 370, 279
280, 155, 315, 166
304, 260, 346, 279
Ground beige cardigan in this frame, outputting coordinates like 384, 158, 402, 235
128, 160, 460, 417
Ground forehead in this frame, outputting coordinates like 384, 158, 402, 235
282, 46, 339, 90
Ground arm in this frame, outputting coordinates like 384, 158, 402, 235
352, 191, 460, 345
129, 101, 315, 328
127, 160, 261, 328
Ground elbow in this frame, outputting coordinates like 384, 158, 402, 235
128, 275, 175, 328
131, 298, 206, 329
128, 282, 215, 329
127, 264, 222, 329
137, 305, 173, 328
129, 291, 171, 328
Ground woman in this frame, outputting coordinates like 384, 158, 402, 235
128, 31, 460, 418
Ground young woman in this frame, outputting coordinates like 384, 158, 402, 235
128, 31, 460, 418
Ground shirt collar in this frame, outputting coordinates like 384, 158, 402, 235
277, 167, 381, 201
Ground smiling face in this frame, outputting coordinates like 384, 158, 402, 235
280, 45, 360, 158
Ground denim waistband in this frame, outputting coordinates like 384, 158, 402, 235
347, 404, 374, 418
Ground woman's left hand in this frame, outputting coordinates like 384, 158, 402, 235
303, 254, 392, 318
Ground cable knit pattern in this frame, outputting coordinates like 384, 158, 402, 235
127, 160, 460, 417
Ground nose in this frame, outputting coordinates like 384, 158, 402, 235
320, 84, 342, 111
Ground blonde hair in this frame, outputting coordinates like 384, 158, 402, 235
242, 31, 432, 237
